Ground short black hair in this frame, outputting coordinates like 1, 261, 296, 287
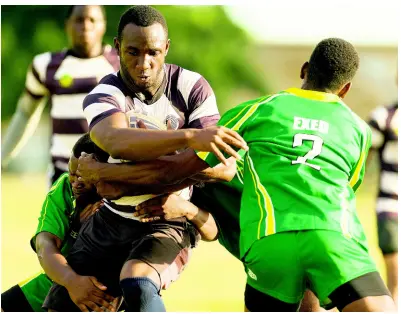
117, 5, 168, 41
66, 5, 106, 20
306, 38, 360, 91
72, 134, 109, 163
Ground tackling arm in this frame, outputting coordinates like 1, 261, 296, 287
1, 92, 47, 167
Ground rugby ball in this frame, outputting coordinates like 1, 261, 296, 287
126, 111, 167, 130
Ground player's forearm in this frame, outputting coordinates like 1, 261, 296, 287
109, 178, 197, 197
91, 125, 194, 161
2, 94, 46, 166
190, 157, 237, 183
185, 203, 218, 242
36, 236, 79, 288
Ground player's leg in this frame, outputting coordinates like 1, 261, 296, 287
44, 206, 138, 311
119, 221, 198, 312
242, 232, 304, 311
1, 272, 52, 312
377, 212, 398, 308
303, 230, 396, 312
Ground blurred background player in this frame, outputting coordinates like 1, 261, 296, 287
367, 73, 398, 308
1, 5, 119, 185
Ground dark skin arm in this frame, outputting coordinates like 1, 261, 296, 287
35, 231, 117, 312
90, 112, 247, 165
77, 149, 236, 188
135, 194, 218, 241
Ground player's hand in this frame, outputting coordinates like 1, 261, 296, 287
135, 193, 195, 222
79, 201, 103, 224
187, 126, 248, 166
77, 152, 102, 184
95, 181, 126, 200
65, 274, 117, 312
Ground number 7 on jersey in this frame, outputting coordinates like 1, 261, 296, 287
291, 133, 323, 170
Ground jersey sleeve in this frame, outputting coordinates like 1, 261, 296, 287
30, 173, 75, 251
196, 96, 267, 168
24, 52, 51, 98
367, 106, 388, 149
82, 76, 126, 130
349, 123, 372, 192
176, 69, 220, 129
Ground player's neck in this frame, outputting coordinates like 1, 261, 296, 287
121, 69, 165, 102
70, 43, 103, 59
301, 82, 333, 94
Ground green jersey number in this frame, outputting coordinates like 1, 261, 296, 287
291, 133, 323, 170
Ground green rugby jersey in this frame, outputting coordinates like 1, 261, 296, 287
198, 88, 372, 258
30, 172, 76, 257
192, 152, 245, 260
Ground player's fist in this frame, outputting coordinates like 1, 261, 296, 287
77, 152, 102, 183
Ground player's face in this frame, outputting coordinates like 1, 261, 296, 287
116, 23, 170, 91
66, 6, 105, 52
68, 156, 94, 198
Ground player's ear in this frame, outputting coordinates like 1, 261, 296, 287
114, 37, 120, 55
165, 39, 171, 57
338, 82, 352, 99
300, 62, 308, 80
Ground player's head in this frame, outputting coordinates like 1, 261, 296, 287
66, 5, 106, 56
114, 5, 170, 92
300, 38, 360, 98
69, 133, 109, 198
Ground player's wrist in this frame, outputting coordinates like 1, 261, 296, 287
62, 271, 80, 289
184, 203, 199, 221
184, 129, 198, 149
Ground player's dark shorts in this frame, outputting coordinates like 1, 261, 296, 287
43, 205, 200, 311
1, 285, 34, 312
377, 212, 398, 254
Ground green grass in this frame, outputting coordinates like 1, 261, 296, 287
1, 173, 385, 311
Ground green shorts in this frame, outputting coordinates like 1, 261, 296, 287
20, 271, 53, 311
243, 230, 378, 304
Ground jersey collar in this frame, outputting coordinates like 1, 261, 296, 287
285, 87, 341, 103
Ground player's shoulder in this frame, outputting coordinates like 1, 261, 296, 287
166, 63, 206, 88
92, 72, 125, 96
48, 172, 70, 194
31, 49, 68, 74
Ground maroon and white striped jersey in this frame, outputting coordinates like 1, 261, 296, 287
83, 63, 220, 216
368, 103, 398, 213
25, 45, 119, 172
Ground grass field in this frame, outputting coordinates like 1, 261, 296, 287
1, 172, 386, 311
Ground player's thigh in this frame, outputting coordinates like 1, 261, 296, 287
330, 272, 394, 311
302, 230, 379, 308
377, 212, 398, 255
122, 221, 197, 290
67, 206, 148, 294
242, 232, 305, 305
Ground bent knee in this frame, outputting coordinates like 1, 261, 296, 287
120, 259, 160, 285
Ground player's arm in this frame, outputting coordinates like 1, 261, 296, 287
365, 107, 386, 167
31, 176, 117, 312
77, 149, 236, 189
1, 57, 49, 167
349, 124, 373, 193
135, 194, 218, 241
87, 111, 244, 166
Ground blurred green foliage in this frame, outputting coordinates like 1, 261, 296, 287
1, 5, 268, 120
